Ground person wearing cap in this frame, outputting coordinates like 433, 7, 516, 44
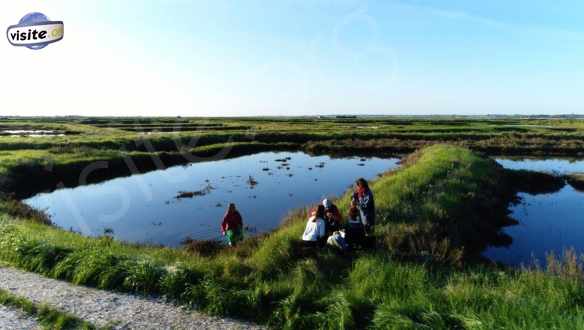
322, 198, 343, 234
221, 203, 244, 246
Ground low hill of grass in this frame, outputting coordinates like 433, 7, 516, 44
1, 145, 584, 329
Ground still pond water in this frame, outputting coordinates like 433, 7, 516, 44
24, 154, 584, 266
25, 152, 398, 246
484, 158, 584, 265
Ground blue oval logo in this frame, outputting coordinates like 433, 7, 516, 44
7, 12, 64, 50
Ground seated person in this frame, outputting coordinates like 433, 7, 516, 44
345, 202, 366, 247
322, 198, 343, 234
302, 205, 327, 246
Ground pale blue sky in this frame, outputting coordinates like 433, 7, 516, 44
2, 1, 584, 116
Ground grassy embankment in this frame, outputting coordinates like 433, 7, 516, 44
2, 144, 584, 328
0, 288, 99, 330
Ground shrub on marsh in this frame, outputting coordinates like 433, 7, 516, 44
160, 265, 204, 301
182, 238, 225, 257
14, 240, 71, 274
184, 277, 243, 316
123, 260, 166, 294
71, 251, 126, 287
0, 196, 51, 225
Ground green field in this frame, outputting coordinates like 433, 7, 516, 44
2, 116, 584, 197
1, 117, 584, 329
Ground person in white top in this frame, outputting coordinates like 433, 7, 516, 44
302, 205, 326, 245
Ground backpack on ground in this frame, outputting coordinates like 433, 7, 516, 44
327, 231, 349, 252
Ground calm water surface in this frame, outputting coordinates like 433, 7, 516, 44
485, 158, 584, 265
497, 157, 584, 175
25, 154, 584, 262
25, 152, 399, 246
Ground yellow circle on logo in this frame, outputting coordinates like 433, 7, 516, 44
51, 27, 63, 38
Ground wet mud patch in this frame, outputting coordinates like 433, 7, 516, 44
175, 184, 215, 199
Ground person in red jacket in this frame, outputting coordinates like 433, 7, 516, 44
221, 203, 244, 246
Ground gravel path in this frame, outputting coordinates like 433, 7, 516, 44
0, 267, 264, 330
0, 304, 41, 330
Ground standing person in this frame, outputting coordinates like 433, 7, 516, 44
352, 178, 375, 235
322, 198, 343, 234
302, 205, 327, 247
221, 203, 244, 246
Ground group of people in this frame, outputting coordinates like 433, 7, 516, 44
219, 178, 375, 250
301, 178, 375, 250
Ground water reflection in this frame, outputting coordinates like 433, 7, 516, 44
25, 152, 399, 246
484, 185, 584, 266
496, 157, 584, 175
486, 158, 584, 265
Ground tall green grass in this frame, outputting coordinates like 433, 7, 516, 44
2, 145, 584, 328
0, 289, 98, 330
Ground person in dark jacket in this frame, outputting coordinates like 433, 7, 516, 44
221, 203, 244, 246
352, 178, 375, 235
345, 201, 366, 247
322, 198, 343, 234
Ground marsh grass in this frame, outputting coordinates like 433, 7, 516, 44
0, 288, 98, 330
2, 145, 584, 328
0, 196, 51, 224
2, 117, 584, 194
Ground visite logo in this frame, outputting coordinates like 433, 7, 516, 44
7, 12, 64, 50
